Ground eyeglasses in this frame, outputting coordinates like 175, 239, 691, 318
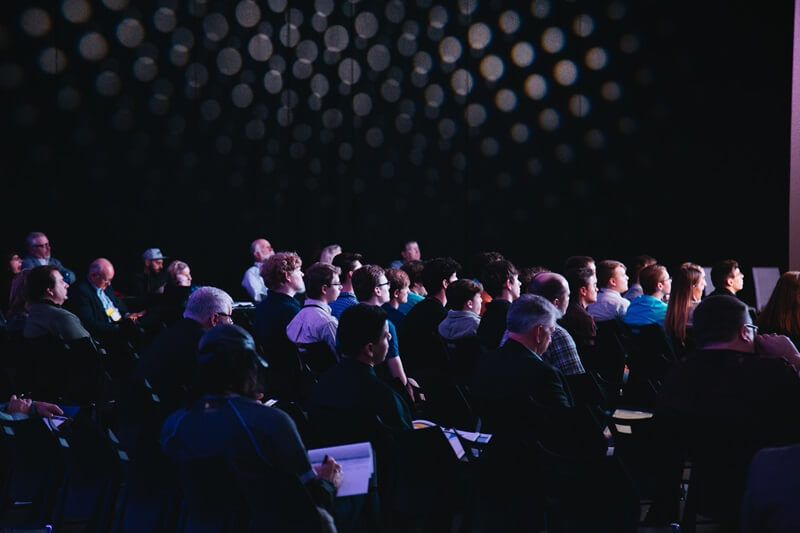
215, 311, 233, 322
328, 282, 343, 287
32, 243, 50, 248
744, 324, 759, 333
377, 281, 391, 287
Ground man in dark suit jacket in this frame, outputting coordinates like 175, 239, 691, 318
21, 231, 76, 284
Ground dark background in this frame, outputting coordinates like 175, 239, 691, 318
0, 0, 792, 301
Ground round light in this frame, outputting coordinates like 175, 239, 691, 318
381, 79, 402, 102
153, 8, 177, 32
297, 40, 318, 63
601, 81, 621, 100
467, 23, 491, 50
413, 51, 433, 74
324, 25, 349, 52
186, 63, 209, 88
585, 47, 608, 70
495, 89, 517, 112
311, 73, 329, 96
511, 42, 534, 67
170, 45, 190, 66
510, 123, 529, 143
554, 60, 578, 85
438, 118, 457, 139
573, 14, 594, 37
499, 11, 520, 34
78, 33, 108, 61
539, 108, 559, 131
96, 71, 121, 96
531, 0, 551, 18
338, 58, 361, 85
439, 36, 462, 63
232, 84, 254, 108
279, 24, 300, 47
465, 104, 487, 127
236, 0, 261, 28
62, 0, 91, 24
479, 55, 504, 82
429, 5, 448, 29
425, 84, 444, 107
117, 18, 145, 48
524, 74, 547, 100
458, 0, 477, 16
268, 0, 287, 13
450, 68, 473, 95
248, 34, 273, 61
203, 13, 229, 41
367, 44, 391, 71
385, 0, 405, 23
353, 93, 372, 116
264, 70, 283, 93
101, 0, 128, 10
217, 48, 242, 75
21, 8, 51, 37
541, 27, 564, 53
568, 94, 590, 117
315, 0, 334, 16
322, 109, 343, 128
39, 48, 67, 74
355, 11, 378, 39
133, 56, 158, 81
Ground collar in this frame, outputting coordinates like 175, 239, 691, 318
303, 298, 331, 312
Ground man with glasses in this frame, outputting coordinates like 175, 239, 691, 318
286, 262, 342, 358
21, 231, 75, 284
623, 264, 672, 326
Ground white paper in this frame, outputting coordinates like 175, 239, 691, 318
308, 442, 374, 497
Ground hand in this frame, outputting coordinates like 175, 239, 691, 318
406, 377, 425, 403
7, 394, 32, 415
126, 311, 146, 323
314, 456, 343, 489
33, 401, 64, 418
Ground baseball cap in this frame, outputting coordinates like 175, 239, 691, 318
142, 248, 166, 260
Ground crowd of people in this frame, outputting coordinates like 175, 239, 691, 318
2, 231, 800, 531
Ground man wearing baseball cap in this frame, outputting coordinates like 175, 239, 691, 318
129, 247, 169, 300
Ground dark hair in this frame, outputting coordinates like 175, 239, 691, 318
480, 259, 518, 297
385, 267, 410, 294
422, 257, 461, 294
338, 304, 387, 357
519, 266, 549, 294
757, 271, 800, 339
194, 325, 263, 397
446, 279, 483, 310
401, 260, 425, 287
565, 267, 594, 294
304, 262, 341, 299
26, 265, 59, 301
596, 260, 626, 288
468, 251, 504, 280
352, 264, 385, 301
639, 264, 667, 295
332, 252, 364, 277
527, 272, 568, 302
692, 295, 750, 347
564, 255, 595, 272
711, 259, 739, 289
628, 254, 657, 284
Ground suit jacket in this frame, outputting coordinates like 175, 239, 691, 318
24, 301, 90, 340
21, 256, 76, 284
65, 279, 128, 335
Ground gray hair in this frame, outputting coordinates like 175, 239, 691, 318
184, 286, 233, 322
506, 294, 562, 334
26, 232, 46, 248
167, 260, 189, 279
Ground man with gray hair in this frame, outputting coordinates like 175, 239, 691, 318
21, 231, 75, 284
242, 238, 274, 302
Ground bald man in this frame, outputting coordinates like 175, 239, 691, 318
66, 257, 144, 338
242, 238, 274, 302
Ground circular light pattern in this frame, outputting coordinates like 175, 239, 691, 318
367, 44, 391, 71
170, 45, 190, 66
201, 99, 222, 121
395, 113, 412, 133
413, 51, 432, 74
263, 69, 283, 93
539, 108, 559, 131
248, 34, 273, 61
293, 60, 313, 79
397, 32, 417, 57
153, 8, 177, 32
438, 118, 456, 139
315, 0, 334, 16
297, 40, 318, 63
481, 138, 499, 157
173, 28, 195, 48
217, 48, 242, 75
568, 94, 590, 117
554, 60, 578, 85
458, 0, 478, 16
268, 0, 288, 13
62, 0, 91, 24
79, 33, 108, 61
96, 71, 121, 96
601, 81, 621, 100
511, 42, 534, 67
385, 1, 405, 23
236, 0, 261, 28
499, 11, 520, 34
117, 19, 145, 48
450, 68, 473, 95
20, 8, 51, 37
203, 13, 229, 41
429, 5, 448, 29
524, 74, 547, 99
324, 25, 349, 52
531, 0, 551, 19
573, 14, 594, 37
495, 89, 517, 112
510, 123, 529, 143
541, 27, 564, 53
467, 23, 491, 50
269, 55, 287, 73
338, 58, 361, 85
479, 55, 504, 82
585, 47, 608, 70
322, 109, 343, 129
381, 79, 402, 102
311, 13, 327, 32
355, 12, 378, 39
465, 104, 487, 127
101, 0, 128, 11
425, 84, 444, 107
39, 48, 67, 74
133, 56, 158, 81
353, 93, 372, 116
279, 23, 300, 47
310, 73, 329, 96
438, 36, 462, 63
186, 63, 209, 88
620, 34, 640, 53
57, 87, 81, 110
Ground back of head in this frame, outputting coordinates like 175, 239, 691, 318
352, 264, 384, 301
304, 262, 341, 299
757, 271, 800, 337
385, 267, 410, 293
596, 260, 625, 288
261, 252, 301, 291
692, 295, 749, 347
195, 324, 262, 396
665, 264, 704, 342
422, 257, 461, 294
565, 267, 594, 295
401, 260, 424, 287
332, 252, 364, 277
506, 294, 560, 334
8, 270, 31, 315
527, 271, 567, 302
184, 286, 233, 323
446, 278, 482, 310
639, 264, 665, 295
628, 254, 657, 283
711, 259, 739, 289
26, 265, 58, 302
480, 259, 518, 297
564, 255, 595, 272
167, 260, 189, 280
338, 304, 387, 358
469, 251, 504, 280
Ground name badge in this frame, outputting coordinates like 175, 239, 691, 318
106, 307, 122, 322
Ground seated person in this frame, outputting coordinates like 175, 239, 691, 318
559, 267, 598, 353
24, 265, 90, 341
161, 324, 343, 521
587, 260, 630, 322
397, 260, 426, 315
21, 232, 75, 284
286, 262, 341, 358
158, 260, 197, 325
623, 264, 671, 326
476, 259, 521, 349
329, 252, 363, 320
438, 279, 482, 340
129, 248, 169, 299
381, 267, 410, 330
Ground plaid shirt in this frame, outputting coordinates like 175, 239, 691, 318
541, 324, 585, 376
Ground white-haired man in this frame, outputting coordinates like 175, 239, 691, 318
21, 231, 75, 284
242, 238, 274, 302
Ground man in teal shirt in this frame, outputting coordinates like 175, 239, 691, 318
624, 264, 671, 326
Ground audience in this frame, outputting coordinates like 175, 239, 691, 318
389, 240, 421, 269
5, 270, 31, 334
438, 279, 483, 340
252, 252, 304, 361
241, 238, 273, 303
128, 248, 168, 300
329, 252, 363, 320
397, 259, 426, 314
476, 259, 520, 349
21, 231, 76, 284
623, 264, 671, 326
285, 262, 341, 358
757, 271, 800, 347
24, 265, 90, 341
563, 255, 595, 274
381, 267, 410, 329
664, 262, 706, 351
709, 258, 745, 298
1, 252, 22, 316
587, 259, 630, 322
318, 243, 342, 264
160, 259, 197, 325
623, 254, 657, 301
559, 267, 598, 353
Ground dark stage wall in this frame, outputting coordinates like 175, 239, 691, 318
0, 0, 792, 293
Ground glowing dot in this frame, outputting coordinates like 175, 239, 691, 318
601, 81, 621, 100
186, 63, 209, 88
153, 8, 176, 32
438, 36, 462, 63
249, 34, 273, 61
101, 0, 128, 11
263, 70, 283, 94
429, 5, 448, 28
541, 27, 564, 53
279, 23, 300, 47
425, 84, 444, 107
78, 33, 107, 61
21, 8, 51, 37
133, 57, 158, 81
495, 89, 517, 112
170, 45, 190, 66
467, 23, 491, 50
524, 74, 547, 100
465, 104, 487, 127
232, 84, 253, 108
499, 11, 520, 34
62, 0, 91, 24
268, 0, 287, 13
96, 71, 121, 96
325, 25, 349, 52
511, 42, 534, 67
381, 79, 402, 102
539, 108, 559, 131
531, 0, 551, 18
310, 73, 329, 96
367, 44, 391, 71
355, 12, 379, 39
511, 123, 529, 143
395, 114, 412, 133
236, 0, 261, 28
117, 18, 145, 47
217, 48, 242, 75
385, 1, 405, 23
338, 58, 361, 85
413, 51, 433, 74
353, 93, 372, 116
479, 55, 504, 82
573, 14, 594, 37
451, 68, 473, 95
315, 0, 334, 16
39, 48, 67, 74
568, 94, 590, 117
438, 118, 457, 139
458, 0, 477, 16
554, 60, 578, 85
203, 13, 229, 41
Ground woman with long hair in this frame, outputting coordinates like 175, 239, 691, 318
757, 271, 800, 347
664, 262, 706, 352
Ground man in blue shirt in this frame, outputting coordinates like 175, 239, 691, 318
329, 252, 363, 319
624, 264, 671, 326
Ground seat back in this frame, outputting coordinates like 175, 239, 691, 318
621, 324, 675, 408
588, 320, 629, 384
752, 266, 781, 312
